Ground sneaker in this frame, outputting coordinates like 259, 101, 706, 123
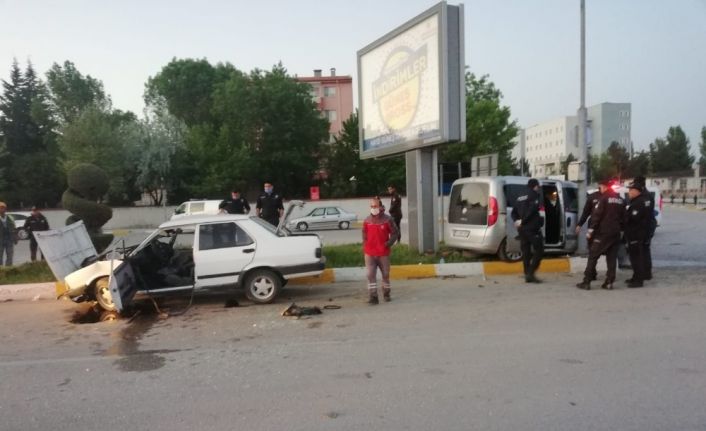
383, 289, 391, 302
368, 295, 379, 305
525, 275, 542, 283
601, 282, 613, 290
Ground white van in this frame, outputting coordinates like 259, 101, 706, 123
171, 200, 222, 220
445, 176, 579, 261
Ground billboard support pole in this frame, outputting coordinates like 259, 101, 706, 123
406, 148, 439, 253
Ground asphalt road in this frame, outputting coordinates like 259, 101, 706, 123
1, 268, 706, 431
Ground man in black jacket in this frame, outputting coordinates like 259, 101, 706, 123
24, 206, 49, 262
387, 185, 402, 243
624, 182, 651, 287
222, 190, 251, 215
577, 179, 626, 290
633, 176, 655, 280
576, 189, 602, 240
511, 178, 544, 283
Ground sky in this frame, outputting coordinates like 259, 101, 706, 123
1, 0, 705, 154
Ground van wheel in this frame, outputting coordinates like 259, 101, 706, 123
244, 269, 281, 304
94, 276, 116, 311
498, 239, 523, 263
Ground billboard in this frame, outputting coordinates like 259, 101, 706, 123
357, 2, 465, 159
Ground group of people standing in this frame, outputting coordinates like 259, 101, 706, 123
511, 176, 655, 290
0, 203, 49, 266
218, 182, 284, 227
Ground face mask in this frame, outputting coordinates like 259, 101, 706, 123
370, 208, 380, 216
264, 187, 272, 194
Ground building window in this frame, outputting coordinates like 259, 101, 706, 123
679, 179, 687, 191
323, 86, 336, 97
323, 110, 337, 121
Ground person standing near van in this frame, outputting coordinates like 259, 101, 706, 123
624, 182, 651, 288
387, 185, 402, 243
576, 179, 625, 290
511, 179, 544, 283
0, 202, 18, 266
223, 190, 250, 215
362, 196, 399, 304
576, 189, 602, 240
24, 206, 49, 261
634, 176, 655, 280
256, 182, 284, 227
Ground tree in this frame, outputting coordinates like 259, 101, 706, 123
130, 100, 187, 205
59, 106, 140, 204
590, 153, 615, 183
511, 157, 530, 176
147, 60, 330, 199
46, 60, 109, 125
650, 126, 695, 174
440, 72, 519, 174
627, 150, 650, 178
606, 141, 630, 180
321, 111, 405, 198
145, 58, 236, 127
0, 60, 63, 207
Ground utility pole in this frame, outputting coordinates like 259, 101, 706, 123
577, 0, 589, 254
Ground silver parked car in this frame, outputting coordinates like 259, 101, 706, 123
287, 206, 357, 231
8, 212, 32, 240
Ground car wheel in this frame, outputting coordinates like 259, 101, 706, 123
338, 221, 350, 230
498, 238, 523, 263
94, 276, 116, 311
244, 269, 281, 304
297, 222, 308, 231
17, 228, 29, 240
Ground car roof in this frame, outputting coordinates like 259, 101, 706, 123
159, 214, 250, 229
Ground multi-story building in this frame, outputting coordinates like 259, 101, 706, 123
512, 102, 631, 177
296, 68, 354, 141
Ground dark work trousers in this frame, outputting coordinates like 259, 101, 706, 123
520, 231, 544, 277
627, 239, 647, 282
29, 238, 44, 262
644, 240, 653, 278
392, 215, 402, 242
584, 234, 620, 283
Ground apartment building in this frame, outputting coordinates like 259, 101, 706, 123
513, 102, 631, 177
296, 68, 354, 141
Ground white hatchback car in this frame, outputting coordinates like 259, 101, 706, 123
36, 202, 325, 312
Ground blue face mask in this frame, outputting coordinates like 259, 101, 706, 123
264, 187, 273, 194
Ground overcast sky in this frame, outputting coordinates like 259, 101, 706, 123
2, 0, 705, 153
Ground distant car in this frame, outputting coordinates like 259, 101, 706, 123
8, 212, 31, 240
287, 206, 357, 231
35, 201, 325, 312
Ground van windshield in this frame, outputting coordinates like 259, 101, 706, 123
449, 183, 488, 225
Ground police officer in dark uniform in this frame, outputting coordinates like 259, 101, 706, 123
624, 182, 651, 287
511, 178, 544, 283
387, 185, 402, 243
576, 189, 602, 239
222, 190, 251, 215
256, 182, 284, 226
633, 176, 655, 280
577, 179, 626, 290
24, 206, 49, 261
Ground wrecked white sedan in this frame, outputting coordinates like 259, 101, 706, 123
36, 202, 325, 313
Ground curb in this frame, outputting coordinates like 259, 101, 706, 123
0, 282, 56, 302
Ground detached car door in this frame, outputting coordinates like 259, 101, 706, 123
193, 221, 255, 287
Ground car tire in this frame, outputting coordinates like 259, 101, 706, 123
17, 228, 29, 240
244, 269, 281, 304
498, 238, 523, 263
297, 222, 308, 231
94, 276, 116, 311
338, 221, 350, 230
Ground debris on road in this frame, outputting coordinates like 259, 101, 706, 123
282, 302, 322, 317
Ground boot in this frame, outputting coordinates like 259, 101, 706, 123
525, 274, 542, 283
624, 278, 635, 284
601, 281, 613, 290
367, 291, 379, 305
576, 281, 591, 290
627, 280, 644, 288
383, 288, 391, 302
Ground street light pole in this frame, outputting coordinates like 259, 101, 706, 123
577, 0, 589, 255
